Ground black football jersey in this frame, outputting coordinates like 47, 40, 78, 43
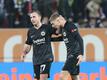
61, 21, 84, 58
26, 24, 55, 64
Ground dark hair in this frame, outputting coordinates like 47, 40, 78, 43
49, 12, 60, 22
30, 10, 41, 17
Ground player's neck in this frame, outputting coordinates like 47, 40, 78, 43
34, 22, 42, 29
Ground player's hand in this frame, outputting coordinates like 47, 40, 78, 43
76, 55, 83, 66
21, 53, 26, 62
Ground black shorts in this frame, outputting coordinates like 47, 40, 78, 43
62, 55, 80, 75
33, 61, 52, 79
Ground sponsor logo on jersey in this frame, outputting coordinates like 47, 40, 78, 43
33, 38, 45, 45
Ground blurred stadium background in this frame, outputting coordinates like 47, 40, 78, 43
0, 0, 107, 80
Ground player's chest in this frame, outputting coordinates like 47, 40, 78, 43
62, 29, 73, 43
30, 29, 47, 39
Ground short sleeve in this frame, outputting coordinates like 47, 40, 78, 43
47, 24, 57, 35
25, 30, 33, 45
64, 23, 78, 33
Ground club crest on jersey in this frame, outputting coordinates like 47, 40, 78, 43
63, 32, 66, 36
41, 31, 46, 36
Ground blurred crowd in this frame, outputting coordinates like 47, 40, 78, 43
0, 0, 107, 28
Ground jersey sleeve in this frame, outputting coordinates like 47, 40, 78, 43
75, 32, 84, 55
64, 23, 84, 55
51, 35, 63, 41
47, 24, 57, 35
46, 24, 63, 41
64, 23, 78, 34
25, 30, 33, 45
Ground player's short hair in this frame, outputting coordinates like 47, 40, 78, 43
49, 12, 60, 22
30, 10, 41, 17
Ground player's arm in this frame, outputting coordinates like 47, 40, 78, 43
74, 31, 84, 55
64, 23, 84, 55
51, 27, 63, 41
21, 29, 33, 62
75, 32, 83, 65
69, 24, 84, 65
21, 44, 31, 62
64, 23, 84, 65
48, 24, 63, 41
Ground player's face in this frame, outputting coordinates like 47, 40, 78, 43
51, 18, 61, 29
30, 12, 41, 26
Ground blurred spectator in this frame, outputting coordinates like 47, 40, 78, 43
0, 0, 4, 27
58, 0, 86, 25
102, 0, 107, 18
0, 0, 107, 28
4, 0, 16, 28
36, 0, 58, 24
21, 0, 32, 28
86, 0, 104, 28
13, 0, 24, 28
72, 0, 86, 23
58, 0, 74, 21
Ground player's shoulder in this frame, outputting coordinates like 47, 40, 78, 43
64, 21, 79, 33
27, 27, 35, 34
69, 22, 78, 29
65, 21, 78, 29
28, 27, 34, 31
